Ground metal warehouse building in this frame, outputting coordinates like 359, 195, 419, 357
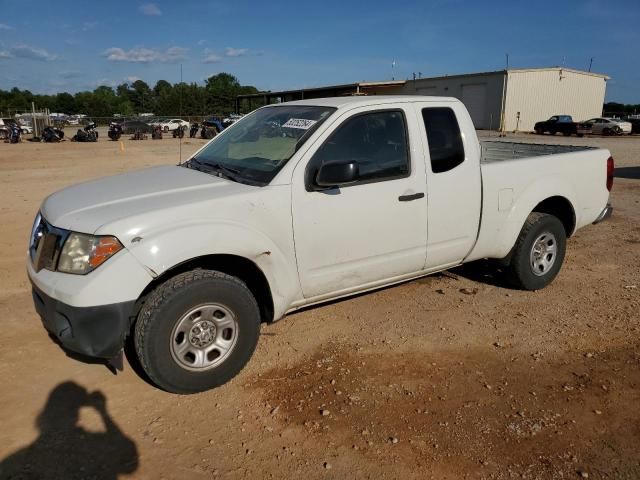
236, 67, 608, 132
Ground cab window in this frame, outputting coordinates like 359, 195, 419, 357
421, 107, 465, 173
308, 110, 409, 186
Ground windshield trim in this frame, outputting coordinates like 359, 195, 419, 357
182, 105, 337, 187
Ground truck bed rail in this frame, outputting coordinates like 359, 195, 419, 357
480, 141, 594, 163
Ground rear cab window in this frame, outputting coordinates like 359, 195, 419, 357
421, 107, 465, 173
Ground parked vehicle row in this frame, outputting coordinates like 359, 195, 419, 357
534, 115, 635, 136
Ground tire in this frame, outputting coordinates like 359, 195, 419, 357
535, 128, 543, 135
134, 269, 261, 394
563, 131, 571, 136
504, 213, 566, 291
577, 134, 584, 138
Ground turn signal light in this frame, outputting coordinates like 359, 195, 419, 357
89, 236, 124, 268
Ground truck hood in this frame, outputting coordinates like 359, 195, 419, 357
41, 165, 254, 233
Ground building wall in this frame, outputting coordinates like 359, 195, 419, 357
393, 73, 505, 129
503, 69, 607, 132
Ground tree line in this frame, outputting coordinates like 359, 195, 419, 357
0, 73, 262, 118
603, 102, 640, 116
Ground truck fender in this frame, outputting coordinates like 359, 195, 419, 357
469, 176, 578, 261
498, 177, 577, 257
125, 220, 300, 320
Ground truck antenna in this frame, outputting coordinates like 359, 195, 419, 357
179, 63, 183, 165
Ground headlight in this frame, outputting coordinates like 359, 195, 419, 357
57, 232, 123, 275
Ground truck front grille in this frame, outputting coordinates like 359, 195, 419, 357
30, 214, 68, 272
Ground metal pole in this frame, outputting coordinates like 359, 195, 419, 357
32, 102, 38, 138
588, 57, 593, 72
499, 72, 508, 136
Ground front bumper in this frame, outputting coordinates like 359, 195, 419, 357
593, 204, 613, 224
31, 282, 136, 359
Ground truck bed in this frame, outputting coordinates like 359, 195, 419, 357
467, 140, 611, 264
480, 141, 594, 163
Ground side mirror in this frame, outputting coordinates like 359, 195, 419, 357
315, 161, 359, 188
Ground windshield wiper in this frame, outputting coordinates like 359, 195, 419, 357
186, 158, 240, 179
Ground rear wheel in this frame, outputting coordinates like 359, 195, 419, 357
134, 269, 261, 394
505, 213, 566, 290
535, 128, 544, 135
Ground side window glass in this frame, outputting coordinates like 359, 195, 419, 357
310, 110, 409, 184
421, 107, 465, 174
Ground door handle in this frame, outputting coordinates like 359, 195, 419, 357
398, 192, 425, 202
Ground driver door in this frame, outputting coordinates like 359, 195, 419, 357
291, 105, 428, 300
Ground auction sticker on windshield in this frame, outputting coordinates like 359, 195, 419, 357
282, 118, 317, 130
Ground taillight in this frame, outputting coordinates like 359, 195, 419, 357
606, 156, 614, 192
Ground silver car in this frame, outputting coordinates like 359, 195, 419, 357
585, 117, 632, 135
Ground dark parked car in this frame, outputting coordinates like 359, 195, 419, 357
534, 115, 591, 137
119, 119, 153, 134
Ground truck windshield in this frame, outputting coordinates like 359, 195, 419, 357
186, 105, 335, 186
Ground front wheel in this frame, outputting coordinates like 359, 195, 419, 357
134, 269, 261, 394
504, 213, 566, 290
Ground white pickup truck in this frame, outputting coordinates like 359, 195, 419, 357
28, 96, 614, 393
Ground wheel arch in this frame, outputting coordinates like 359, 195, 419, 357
531, 195, 576, 237
136, 254, 275, 324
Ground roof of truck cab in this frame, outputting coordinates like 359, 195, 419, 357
268, 95, 459, 109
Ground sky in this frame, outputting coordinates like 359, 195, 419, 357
0, 0, 638, 102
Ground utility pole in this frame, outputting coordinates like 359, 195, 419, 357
588, 57, 593, 72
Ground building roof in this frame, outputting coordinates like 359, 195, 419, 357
507, 67, 609, 79
267, 95, 459, 109
236, 79, 407, 100
236, 67, 609, 101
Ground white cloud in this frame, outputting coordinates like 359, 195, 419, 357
9, 45, 57, 61
0, 23, 13, 30
60, 71, 83, 79
0, 51, 11, 59
201, 47, 250, 63
93, 78, 118, 88
103, 46, 187, 63
139, 3, 162, 16
203, 49, 222, 63
126, 76, 141, 83
82, 21, 98, 31
225, 47, 248, 57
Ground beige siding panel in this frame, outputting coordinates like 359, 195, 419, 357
393, 73, 505, 129
503, 70, 606, 132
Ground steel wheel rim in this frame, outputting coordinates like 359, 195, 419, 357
530, 232, 557, 276
170, 303, 239, 372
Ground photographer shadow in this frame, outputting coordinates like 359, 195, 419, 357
0, 381, 138, 480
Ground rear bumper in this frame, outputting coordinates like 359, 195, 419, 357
31, 282, 135, 359
593, 204, 613, 224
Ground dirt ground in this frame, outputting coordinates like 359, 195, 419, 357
0, 131, 638, 479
